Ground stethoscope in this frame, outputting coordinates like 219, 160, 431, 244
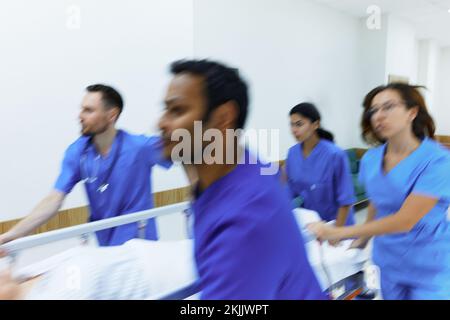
80, 131, 123, 193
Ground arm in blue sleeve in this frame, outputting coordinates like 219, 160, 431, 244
412, 155, 450, 201
285, 155, 298, 199
333, 151, 356, 206
358, 153, 367, 187
54, 145, 82, 194
141, 136, 172, 169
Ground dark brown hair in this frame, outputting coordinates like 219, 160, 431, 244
361, 83, 435, 145
86, 84, 124, 117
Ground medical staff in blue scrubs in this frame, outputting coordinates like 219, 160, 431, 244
309, 83, 450, 300
0, 84, 170, 248
158, 59, 327, 300
286, 103, 356, 229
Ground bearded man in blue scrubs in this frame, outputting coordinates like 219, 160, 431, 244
158, 59, 327, 300
0, 84, 170, 248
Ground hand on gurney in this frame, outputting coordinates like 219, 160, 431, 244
0, 233, 12, 258
0, 231, 21, 258
307, 222, 370, 250
294, 210, 336, 245
295, 209, 369, 291
307, 221, 337, 244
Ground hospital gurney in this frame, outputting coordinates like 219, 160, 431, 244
0, 202, 197, 300
0, 203, 369, 300
293, 208, 369, 299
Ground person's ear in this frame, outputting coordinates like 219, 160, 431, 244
108, 107, 120, 123
312, 120, 320, 131
208, 101, 239, 132
409, 106, 419, 123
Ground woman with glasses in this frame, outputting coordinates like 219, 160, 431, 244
309, 83, 450, 300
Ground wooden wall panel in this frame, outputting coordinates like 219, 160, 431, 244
153, 186, 191, 207
436, 135, 450, 149
0, 159, 307, 235
0, 186, 191, 235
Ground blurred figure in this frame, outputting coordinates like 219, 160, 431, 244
285, 102, 376, 299
309, 83, 450, 300
286, 102, 356, 230
0, 84, 170, 250
159, 59, 327, 300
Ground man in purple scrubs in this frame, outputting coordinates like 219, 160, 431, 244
158, 59, 327, 300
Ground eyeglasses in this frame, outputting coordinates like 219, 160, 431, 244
366, 101, 405, 118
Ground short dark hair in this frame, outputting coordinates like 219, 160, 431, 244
170, 59, 249, 129
86, 84, 124, 118
361, 83, 435, 145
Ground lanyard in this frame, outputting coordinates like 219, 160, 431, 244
81, 131, 123, 193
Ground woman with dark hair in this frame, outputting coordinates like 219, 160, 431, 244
286, 102, 356, 230
309, 84, 450, 300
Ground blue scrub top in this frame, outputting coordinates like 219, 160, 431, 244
191, 150, 327, 300
286, 139, 356, 225
54, 130, 171, 246
359, 138, 450, 286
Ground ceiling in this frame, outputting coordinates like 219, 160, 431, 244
311, 0, 450, 46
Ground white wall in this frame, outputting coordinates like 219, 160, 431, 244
194, 0, 368, 158
0, 0, 194, 221
434, 47, 450, 135
379, 16, 450, 135
358, 15, 388, 95
383, 16, 449, 134
2, 0, 433, 223
384, 15, 419, 84
417, 39, 440, 112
